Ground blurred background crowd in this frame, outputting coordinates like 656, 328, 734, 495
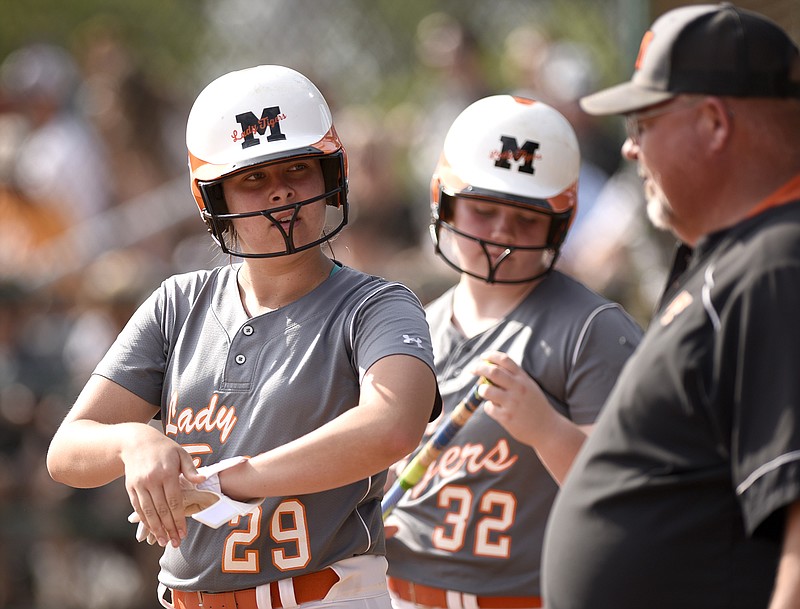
0, 0, 796, 607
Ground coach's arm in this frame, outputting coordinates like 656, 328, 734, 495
768, 499, 800, 609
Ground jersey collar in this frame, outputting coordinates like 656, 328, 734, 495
745, 172, 800, 219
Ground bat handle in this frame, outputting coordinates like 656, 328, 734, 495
381, 376, 488, 520
381, 481, 409, 519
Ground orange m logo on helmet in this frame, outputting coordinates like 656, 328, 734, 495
232, 106, 288, 148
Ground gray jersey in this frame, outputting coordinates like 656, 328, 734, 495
93, 263, 436, 592
385, 271, 642, 596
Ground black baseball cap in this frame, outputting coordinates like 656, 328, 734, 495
580, 3, 800, 115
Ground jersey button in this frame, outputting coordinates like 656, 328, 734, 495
243, 325, 254, 336
235, 354, 246, 364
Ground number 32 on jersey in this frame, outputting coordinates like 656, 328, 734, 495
434, 485, 517, 558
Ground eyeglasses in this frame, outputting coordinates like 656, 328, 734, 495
624, 98, 702, 145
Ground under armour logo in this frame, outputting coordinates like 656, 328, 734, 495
403, 335, 423, 348
231, 106, 287, 149
490, 135, 540, 175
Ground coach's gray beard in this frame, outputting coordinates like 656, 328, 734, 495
642, 171, 672, 233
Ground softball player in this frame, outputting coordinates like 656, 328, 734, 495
47, 65, 440, 609
383, 96, 643, 608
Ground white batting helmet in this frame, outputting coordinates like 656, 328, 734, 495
430, 95, 579, 283
186, 65, 348, 257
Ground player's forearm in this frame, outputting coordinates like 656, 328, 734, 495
47, 420, 152, 488
220, 406, 427, 500
524, 414, 591, 485
218, 355, 435, 500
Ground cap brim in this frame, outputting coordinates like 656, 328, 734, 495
579, 81, 676, 115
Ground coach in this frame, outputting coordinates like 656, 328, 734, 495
540, 4, 800, 609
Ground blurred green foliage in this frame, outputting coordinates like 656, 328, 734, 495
0, 0, 209, 91
0, 0, 636, 109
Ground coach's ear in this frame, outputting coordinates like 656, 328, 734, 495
429, 386, 443, 422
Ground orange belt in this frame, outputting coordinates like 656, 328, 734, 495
387, 576, 542, 609
170, 568, 340, 609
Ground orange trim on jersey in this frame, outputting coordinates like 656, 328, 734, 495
745, 173, 800, 219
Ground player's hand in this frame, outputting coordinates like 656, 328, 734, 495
121, 426, 206, 548
182, 487, 221, 515
129, 485, 219, 545
384, 522, 400, 539
471, 351, 552, 446
129, 456, 263, 543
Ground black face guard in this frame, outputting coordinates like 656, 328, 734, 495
430, 219, 558, 284
198, 154, 348, 258
430, 191, 571, 284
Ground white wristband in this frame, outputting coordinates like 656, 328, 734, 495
190, 494, 264, 528
190, 456, 264, 529
195, 456, 249, 490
